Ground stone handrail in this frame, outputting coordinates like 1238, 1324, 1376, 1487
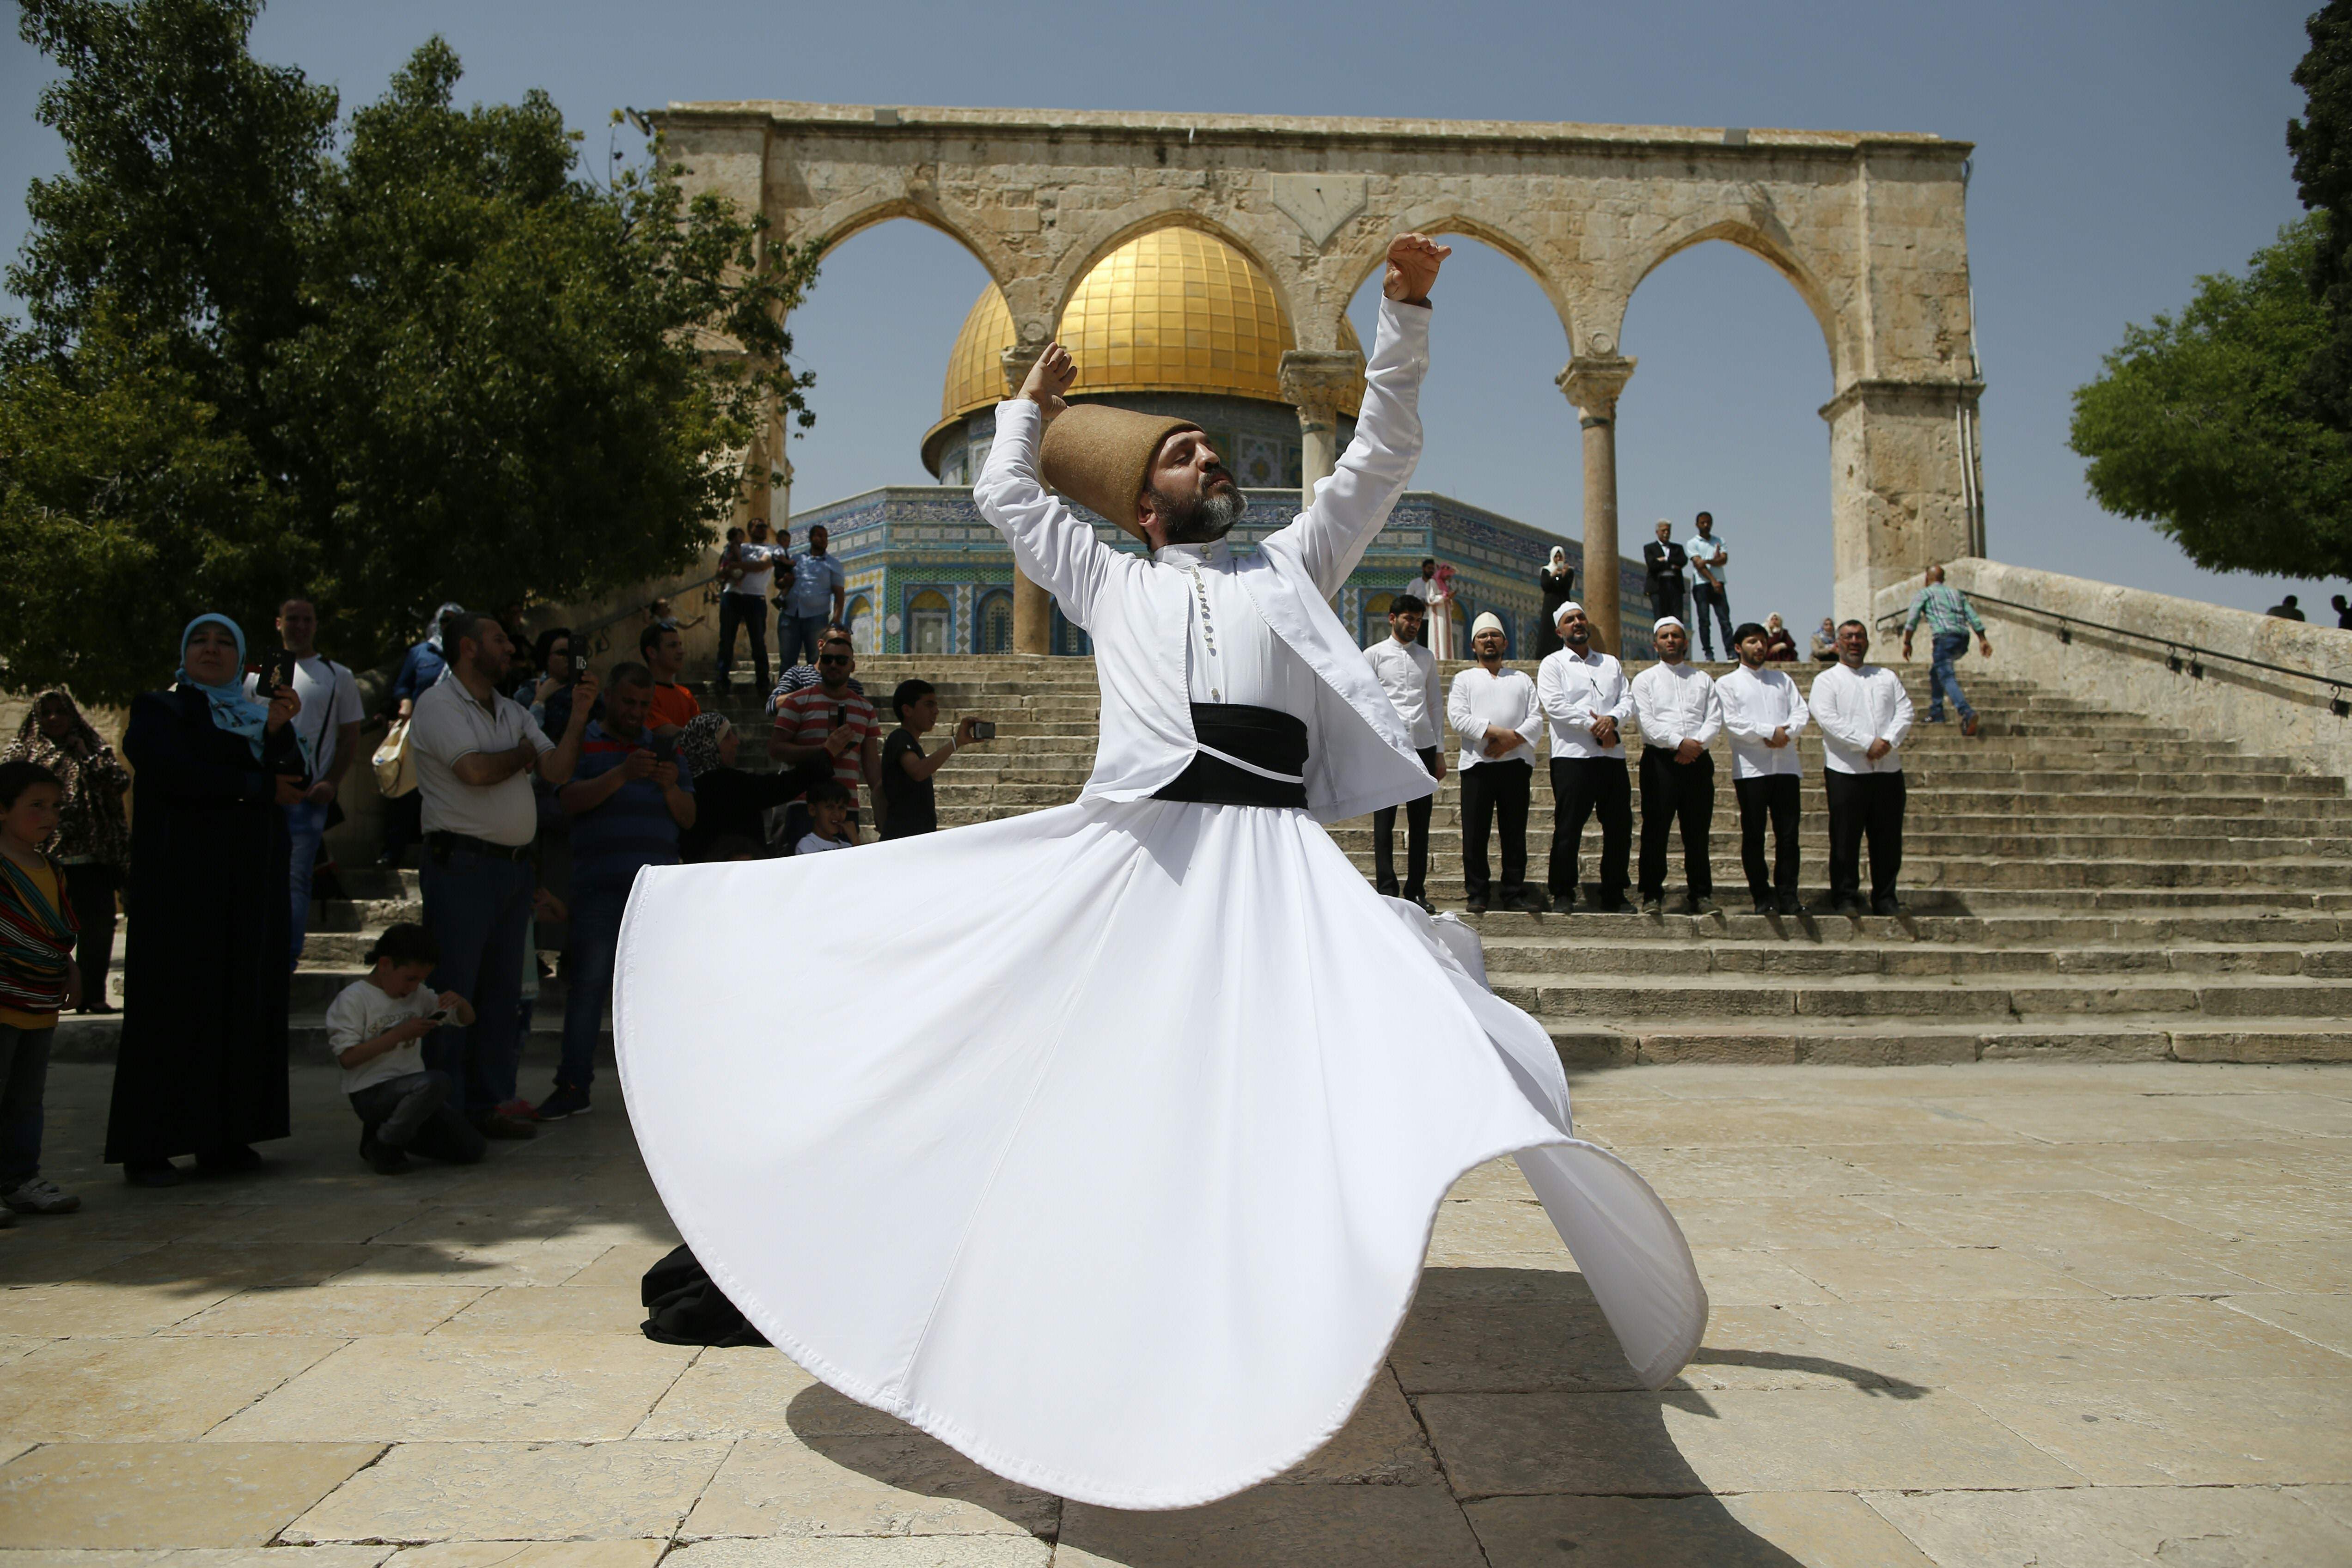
1871, 559, 2352, 781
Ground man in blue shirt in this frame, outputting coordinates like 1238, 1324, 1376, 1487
1900, 565, 1992, 736
539, 662, 694, 1120
777, 524, 849, 667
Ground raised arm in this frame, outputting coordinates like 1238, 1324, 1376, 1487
973, 345, 1118, 629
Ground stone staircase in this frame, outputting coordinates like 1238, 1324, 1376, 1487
65, 652, 2344, 1071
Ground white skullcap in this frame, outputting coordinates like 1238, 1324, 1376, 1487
1471, 611, 1506, 639
1554, 600, 1585, 624
1654, 616, 1686, 634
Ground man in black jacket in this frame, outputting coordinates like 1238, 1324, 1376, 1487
1643, 519, 1687, 625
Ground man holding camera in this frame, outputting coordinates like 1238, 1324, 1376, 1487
542, 663, 696, 1120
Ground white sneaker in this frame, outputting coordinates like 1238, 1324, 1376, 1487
3, 1177, 81, 1214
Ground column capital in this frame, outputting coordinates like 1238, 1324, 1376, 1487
1557, 354, 1637, 421
1000, 344, 1044, 397
1277, 348, 1365, 410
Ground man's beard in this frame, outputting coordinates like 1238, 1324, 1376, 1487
1152, 478, 1248, 544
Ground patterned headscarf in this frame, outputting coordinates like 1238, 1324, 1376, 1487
3, 689, 130, 869
676, 712, 733, 780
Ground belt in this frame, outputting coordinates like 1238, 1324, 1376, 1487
1153, 704, 1310, 809
426, 830, 534, 862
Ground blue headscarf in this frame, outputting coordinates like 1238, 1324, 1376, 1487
176, 613, 309, 769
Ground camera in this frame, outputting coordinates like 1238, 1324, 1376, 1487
969, 720, 996, 741
250, 649, 298, 701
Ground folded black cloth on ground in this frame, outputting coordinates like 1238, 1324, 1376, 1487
640, 1243, 770, 1347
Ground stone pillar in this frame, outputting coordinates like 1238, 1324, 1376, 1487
1279, 349, 1365, 504
1820, 378, 1985, 627
1001, 343, 1053, 654
1557, 354, 1637, 655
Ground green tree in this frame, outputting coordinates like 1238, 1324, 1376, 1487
0, 0, 819, 706
2290, 0, 2352, 429
2068, 217, 2352, 580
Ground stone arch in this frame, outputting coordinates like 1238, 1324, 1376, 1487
1619, 219, 1849, 383
1326, 213, 1580, 355
809, 197, 1024, 300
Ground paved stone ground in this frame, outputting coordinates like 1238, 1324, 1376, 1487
1, 1060, 2347, 1566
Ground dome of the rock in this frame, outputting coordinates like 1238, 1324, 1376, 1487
924, 226, 1363, 488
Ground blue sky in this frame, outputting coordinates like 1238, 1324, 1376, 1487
1, 0, 2333, 630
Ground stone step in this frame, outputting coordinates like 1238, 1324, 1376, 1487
1480, 939, 2348, 978
1498, 973, 2350, 1022
1539, 1018, 2352, 1068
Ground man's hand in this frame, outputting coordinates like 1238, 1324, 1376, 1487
1590, 716, 1619, 749
1978, 635, 1993, 658
1384, 233, 1452, 305
303, 781, 336, 806
273, 775, 305, 806
1865, 738, 1893, 762
1021, 343, 1077, 421
532, 888, 568, 923
650, 762, 681, 791
953, 715, 986, 747
620, 748, 659, 780
1901, 637, 1913, 660
824, 726, 858, 758
1767, 726, 1790, 749
1432, 753, 1448, 782
1483, 727, 1524, 758
1674, 738, 1703, 764
566, 671, 600, 728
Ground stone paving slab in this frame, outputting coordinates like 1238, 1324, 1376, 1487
0, 1061, 2346, 1566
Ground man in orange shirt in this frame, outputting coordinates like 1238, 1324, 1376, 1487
641, 623, 701, 737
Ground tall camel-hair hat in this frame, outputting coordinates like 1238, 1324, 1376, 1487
1039, 405, 1202, 542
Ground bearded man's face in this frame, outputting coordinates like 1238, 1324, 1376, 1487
1143, 431, 1248, 546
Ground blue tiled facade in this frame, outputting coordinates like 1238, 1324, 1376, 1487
791, 487, 1656, 662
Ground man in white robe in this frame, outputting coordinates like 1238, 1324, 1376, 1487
610, 236, 1704, 1512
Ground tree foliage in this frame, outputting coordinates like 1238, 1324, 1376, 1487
0, 0, 820, 706
2290, 0, 2352, 430
2069, 217, 2352, 580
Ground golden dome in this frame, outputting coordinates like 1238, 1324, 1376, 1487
929, 227, 1364, 469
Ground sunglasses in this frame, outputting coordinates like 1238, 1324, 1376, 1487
818, 653, 851, 665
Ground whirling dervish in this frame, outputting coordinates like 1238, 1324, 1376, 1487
613, 233, 1706, 1510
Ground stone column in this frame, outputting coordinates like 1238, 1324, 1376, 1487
1279, 349, 1365, 503
1557, 354, 1637, 655
1819, 378, 1985, 627
1000, 344, 1052, 654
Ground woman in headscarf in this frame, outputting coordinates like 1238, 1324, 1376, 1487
1534, 545, 1576, 656
1762, 613, 1800, 663
3, 691, 130, 1012
379, 603, 466, 868
672, 712, 827, 863
105, 615, 310, 1186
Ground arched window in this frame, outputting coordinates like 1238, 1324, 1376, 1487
975, 590, 1014, 654
907, 589, 951, 656
846, 595, 877, 655
1051, 603, 1092, 657
1361, 592, 1394, 648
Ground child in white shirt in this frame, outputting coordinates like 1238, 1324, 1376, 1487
795, 779, 857, 855
324, 923, 483, 1174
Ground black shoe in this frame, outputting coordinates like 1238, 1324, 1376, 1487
534, 1084, 593, 1121
1407, 894, 1436, 915
1687, 895, 1723, 916
1640, 897, 1664, 915
1752, 897, 1777, 915
360, 1130, 410, 1175
122, 1159, 183, 1188
1465, 896, 1489, 915
1872, 894, 1903, 916
1509, 889, 1550, 914
1601, 899, 1641, 915
1830, 896, 1865, 916
1777, 891, 1805, 916
194, 1144, 263, 1176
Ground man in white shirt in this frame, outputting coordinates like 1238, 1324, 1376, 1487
1717, 621, 1812, 915
1629, 616, 1723, 915
409, 610, 597, 1135
1446, 612, 1545, 914
247, 598, 366, 969
716, 516, 783, 693
1535, 601, 1636, 913
1808, 619, 1914, 915
1363, 593, 1446, 909
1684, 512, 1732, 661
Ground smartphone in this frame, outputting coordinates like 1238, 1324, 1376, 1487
969, 720, 996, 741
649, 734, 677, 764
423, 1007, 452, 1026
250, 649, 299, 701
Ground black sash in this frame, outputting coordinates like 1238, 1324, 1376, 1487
1153, 703, 1310, 809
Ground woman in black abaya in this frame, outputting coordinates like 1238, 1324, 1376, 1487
1535, 546, 1576, 656
105, 616, 310, 1186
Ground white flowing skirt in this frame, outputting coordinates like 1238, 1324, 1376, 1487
615, 798, 1706, 1510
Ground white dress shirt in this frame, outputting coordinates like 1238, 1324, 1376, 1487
1364, 635, 1442, 749
1155, 538, 1320, 723
1808, 662, 1913, 774
1448, 665, 1541, 770
1535, 647, 1632, 760
1714, 663, 1810, 779
1629, 661, 1723, 752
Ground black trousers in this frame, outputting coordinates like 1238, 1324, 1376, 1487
716, 592, 771, 692
1825, 769, 1906, 902
1373, 746, 1441, 897
1637, 745, 1716, 900
1647, 577, 1686, 625
1734, 773, 1802, 898
1547, 756, 1631, 903
61, 862, 120, 997
1459, 759, 1532, 902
